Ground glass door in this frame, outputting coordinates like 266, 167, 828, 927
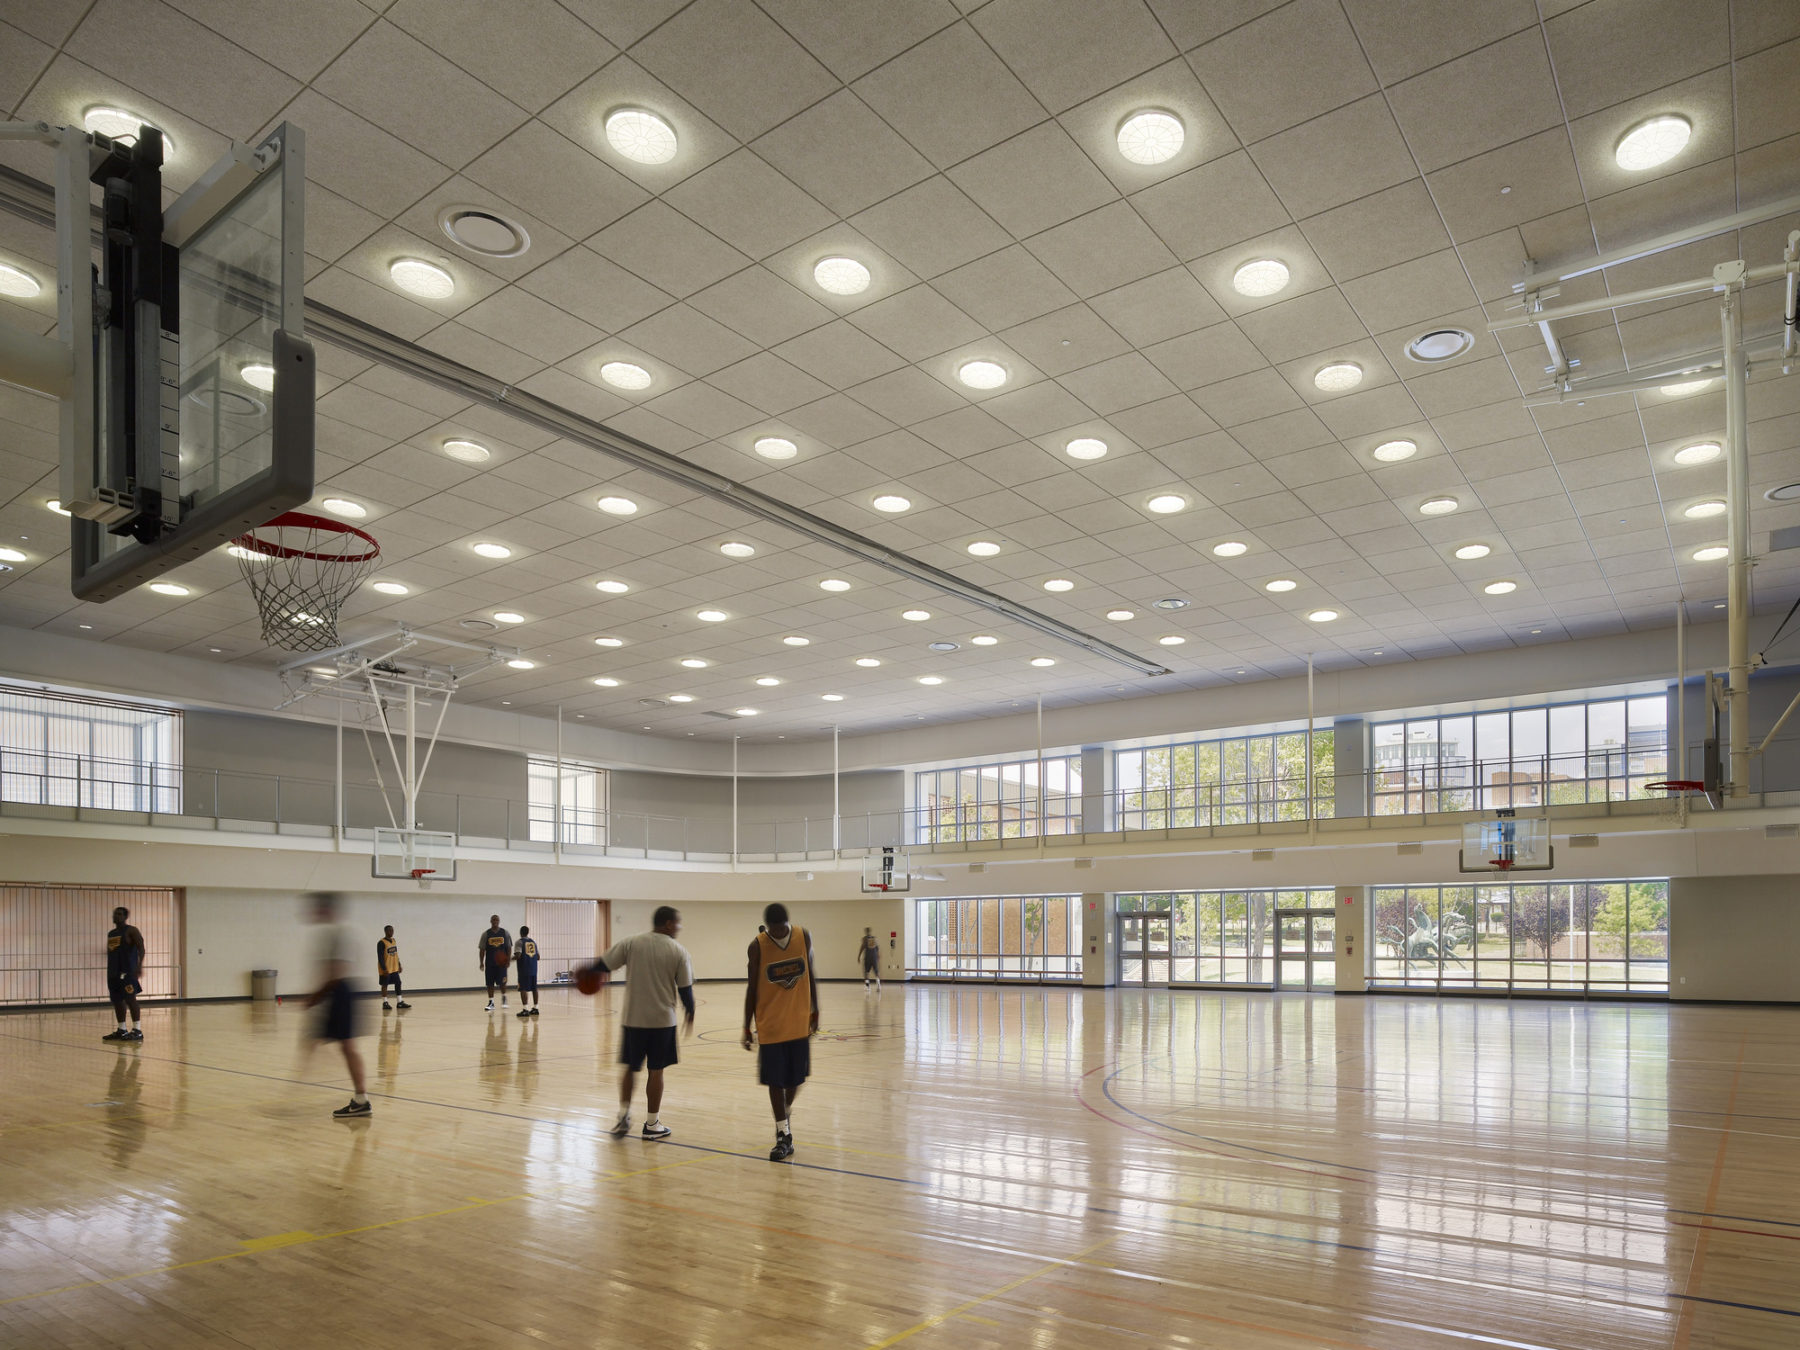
1274, 909, 1337, 990
1118, 911, 1172, 986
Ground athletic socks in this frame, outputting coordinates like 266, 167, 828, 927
353, 1092, 368, 1106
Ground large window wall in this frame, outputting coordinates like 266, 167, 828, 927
527, 758, 608, 844
913, 895, 1083, 981
1372, 698, 1667, 815
1371, 880, 1669, 993
0, 685, 181, 814
1116, 730, 1333, 830
914, 756, 1081, 844
1118, 889, 1335, 985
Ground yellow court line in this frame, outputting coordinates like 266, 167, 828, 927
864, 1234, 1117, 1349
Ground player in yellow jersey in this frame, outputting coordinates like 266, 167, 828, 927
376, 925, 409, 1011
741, 902, 817, 1161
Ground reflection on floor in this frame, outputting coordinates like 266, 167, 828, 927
2, 984, 1796, 1348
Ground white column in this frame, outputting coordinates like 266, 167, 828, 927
1723, 289, 1752, 795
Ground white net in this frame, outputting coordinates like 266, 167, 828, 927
233, 510, 379, 651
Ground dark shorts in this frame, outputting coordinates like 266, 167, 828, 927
317, 981, 359, 1043
108, 973, 140, 998
378, 973, 401, 989
758, 1037, 810, 1089
619, 1025, 678, 1072
861, 951, 878, 972
516, 968, 538, 993
484, 962, 508, 986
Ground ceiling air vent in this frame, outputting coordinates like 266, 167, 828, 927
637, 698, 667, 708
438, 205, 531, 258
459, 618, 497, 632
703, 709, 743, 720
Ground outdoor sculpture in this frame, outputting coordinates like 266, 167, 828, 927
1381, 905, 1473, 970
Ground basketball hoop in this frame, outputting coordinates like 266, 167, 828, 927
1646, 779, 1709, 823
233, 510, 380, 652
1488, 858, 1515, 873
410, 867, 435, 890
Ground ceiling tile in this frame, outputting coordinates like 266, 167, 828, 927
981, 382, 1096, 438
752, 90, 937, 217
267, 90, 452, 219
1187, 0, 1377, 143
384, 0, 616, 112
1543, 0, 1728, 121
1236, 288, 1371, 366
621, 305, 761, 377
464, 120, 649, 239
1340, 0, 1538, 84
849, 176, 1013, 279
630, 0, 839, 140
1299, 180, 1452, 283
516, 245, 674, 334
1424, 126, 1585, 242
589, 201, 753, 298
686, 266, 835, 348
456, 288, 604, 365
1387, 30, 1563, 174
704, 353, 834, 416
851, 21, 1046, 169
1341, 250, 1479, 336
998, 303, 1132, 377
1142, 322, 1268, 390
1249, 95, 1418, 219
846, 367, 966, 424
849, 286, 986, 363
163, 0, 375, 81
1057, 353, 1179, 414
757, 0, 959, 82
970, 0, 1177, 112
778, 321, 909, 390
1024, 200, 1180, 298
948, 121, 1119, 237
1087, 267, 1227, 347
933, 246, 1082, 330
664, 149, 837, 259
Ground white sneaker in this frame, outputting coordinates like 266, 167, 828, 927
609, 1113, 631, 1137
485, 999, 494, 1011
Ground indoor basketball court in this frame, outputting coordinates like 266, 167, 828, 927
3, 2, 1800, 1347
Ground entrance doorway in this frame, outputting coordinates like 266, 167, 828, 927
1119, 909, 1173, 986
1274, 908, 1336, 991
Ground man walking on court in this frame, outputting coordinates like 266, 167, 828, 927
377, 924, 410, 1011
102, 906, 145, 1042
305, 892, 371, 1118
856, 926, 881, 992
514, 925, 541, 1017
478, 914, 511, 1011
743, 903, 817, 1161
581, 906, 694, 1139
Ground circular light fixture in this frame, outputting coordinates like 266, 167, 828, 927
755, 677, 782, 687
1674, 441, 1721, 465
872, 494, 911, 513
83, 107, 173, 152
970, 635, 998, 646
605, 107, 678, 164
821, 693, 844, 702
733, 708, 760, 717
1105, 609, 1135, 621
1264, 578, 1297, 592
593, 677, 621, 687
507, 659, 536, 670
1232, 258, 1289, 298
1454, 544, 1491, 560
917, 676, 944, 686
719, 541, 755, 558
595, 579, 630, 593
1157, 635, 1186, 646
1116, 109, 1184, 165
600, 361, 652, 390
819, 578, 851, 592
1692, 545, 1728, 561
1065, 437, 1108, 460
1028, 657, 1056, 668
927, 640, 960, 653
782, 635, 810, 646
668, 693, 694, 703
1307, 608, 1339, 622
389, 257, 454, 299
597, 495, 638, 515
966, 540, 1001, 557
695, 609, 729, 622
473, 542, 512, 559
1615, 114, 1691, 172
1419, 496, 1459, 516
1660, 378, 1713, 397
1212, 541, 1248, 557
493, 611, 525, 624
438, 207, 530, 258
680, 658, 709, 669
1146, 494, 1187, 514
1483, 581, 1517, 595
1313, 362, 1364, 392
1684, 499, 1726, 518
1767, 483, 1800, 502
594, 637, 625, 648
149, 582, 189, 596
754, 436, 798, 460
321, 497, 367, 519
443, 439, 491, 463
855, 657, 882, 667
239, 362, 276, 392
1043, 579, 1075, 593
957, 360, 1007, 389
1372, 439, 1418, 463
47, 499, 71, 516
371, 581, 408, 595
813, 256, 871, 295
0, 263, 43, 298
901, 609, 931, 621
1153, 597, 1189, 610
0, 547, 26, 563
1405, 328, 1474, 363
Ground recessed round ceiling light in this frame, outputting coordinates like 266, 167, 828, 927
966, 540, 1001, 556
438, 207, 530, 258
1483, 581, 1517, 595
83, 106, 173, 152
1419, 497, 1459, 515
1065, 437, 1108, 460
1231, 258, 1290, 297
927, 641, 960, 653
1212, 541, 1248, 557
1153, 597, 1189, 610
605, 107, 678, 164
389, 257, 455, 299
473, 542, 512, 559
680, 658, 709, 669
734, 708, 761, 717
1405, 328, 1474, 363
782, 635, 810, 646
600, 361, 652, 390
46, 500, 71, 516
1116, 109, 1184, 165
0, 263, 44, 298
443, 439, 491, 463
1674, 441, 1721, 465
719, 540, 755, 558
371, 581, 408, 595
593, 677, 621, 687
1043, 579, 1074, 592
1313, 362, 1364, 392
1157, 634, 1186, 646
1028, 658, 1056, 668
1692, 545, 1728, 561
507, 658, 535, 669
595, 637, 625, 648
813, 256, 871, 295
1660, 378, 1713, 397
1146, 494, 1187, 514
493, 611, 525, 624
1767, 483, 1800, 501
872, 494, 911, 513
901, 609, 931, 621
755, 677, 782, 687
1307, 608, 1339, 622
149, 581, 189, 596
696, 609, 728, 622
819, 578, 851, 592
754, 437, 798, 460
1105, 609, 1134, 621
595, 578, 630, 593
321, 497, 367, 519
238, 362, 276, 392
1615, 114, 1691, 171
957, 360, 1007, 390
1454, 544, 1491, 560
855, 657, 881, 667
1264, 578, 1297, 592
1372, 439, 1417, 463
597, 495, 638, 515
970, 635, 998, 646
668, 693, 694, 703
1684, 499, 1726, 518
917, 676, 944, 685
821, 693, 844, 702
0, 547, 26, 563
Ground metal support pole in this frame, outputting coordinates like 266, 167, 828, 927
1723, 290, 1753, 796
1035, 693, 1044, 847
334, 696, 344, 849
55, 124, 94, 515
1785, 231, 1800, 362
832, 725, 840, 855
403, 683, 417, 827
554, 703, 563, 862
731, 735, 739, 868
1676, 603, 1688, 828
1306, 653, 1316, 843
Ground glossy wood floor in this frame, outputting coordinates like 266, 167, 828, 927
2, 984, 1797, 1349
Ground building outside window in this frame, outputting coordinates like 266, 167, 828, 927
1115, 730, 1333, 830
1117, 889, 1335, 985
527, 758, 607, 845
913, 895, 1083, 980
913, 756, 1081, 844
0, 685, 181, 814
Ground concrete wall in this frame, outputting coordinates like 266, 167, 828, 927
1670, 873, 1800, 1001
1671, 667, 1800, 795
567, 896, 905, 984
608, 768, 902, 853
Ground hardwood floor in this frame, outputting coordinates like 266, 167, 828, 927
1, 984, 1796, 1348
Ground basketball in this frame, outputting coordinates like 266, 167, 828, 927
496, 948, 510, 967
574, 964, 607, 996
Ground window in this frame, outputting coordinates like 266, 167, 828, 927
523, 899, 605, 981
1116, 730, 1333, 830
527, 759, 608, 845
1371, 697, 1667, 815
1118, 889, 1334, 984
1369, 880, 1668, 993
0, 884, 181, 1004
0, 685, 181, 814
913, 756, 1082, 844
913, 896, 1083, 981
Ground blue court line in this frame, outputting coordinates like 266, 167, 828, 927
1675, 1292, 1800, 1319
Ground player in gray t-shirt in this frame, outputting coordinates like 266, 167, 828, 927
580, 906, 694, 1140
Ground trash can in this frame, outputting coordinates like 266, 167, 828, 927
252, 969, 278, 1001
